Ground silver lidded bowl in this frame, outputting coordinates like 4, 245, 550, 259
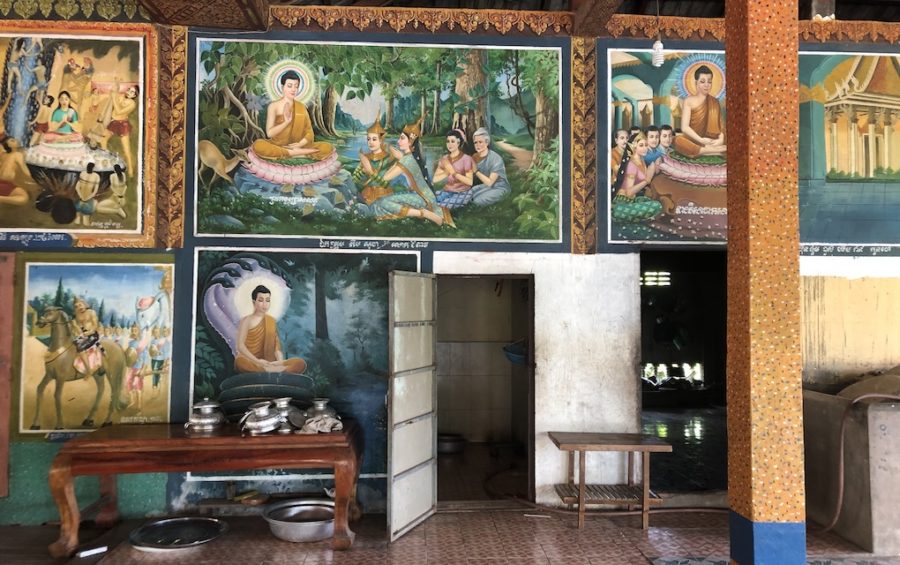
240, 401, 282, 435
185, 398, 226, 432
262, 499, 334, 542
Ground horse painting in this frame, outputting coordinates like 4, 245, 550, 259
30, 307, 128, 430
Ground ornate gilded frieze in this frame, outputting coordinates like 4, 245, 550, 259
571, 37, 597, 254
156, 25, 187, 248
607, 14, 899, 44
0, 0, 147, 21
270, 6, 573, 36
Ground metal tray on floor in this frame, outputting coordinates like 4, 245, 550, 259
129, 517, 229, 552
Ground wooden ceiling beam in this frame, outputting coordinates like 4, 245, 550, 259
138, 0, 269, 30
574, 0, 624, 35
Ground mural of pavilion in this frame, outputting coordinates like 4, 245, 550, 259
799, 53, 900, 246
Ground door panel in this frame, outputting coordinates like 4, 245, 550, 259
392, 325, 434, 373
390, 462, 434, 539
391, 416, 434, 475
387, 271, 437, 542
392, 368, 434, 424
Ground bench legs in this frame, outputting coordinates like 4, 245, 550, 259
48, 455, 79, 558
332, 459, 357, 550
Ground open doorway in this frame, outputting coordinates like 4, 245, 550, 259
434, 275, 534, 506
640, 250, 727, 493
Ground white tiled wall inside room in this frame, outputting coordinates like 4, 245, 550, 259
436, 276, 527, 443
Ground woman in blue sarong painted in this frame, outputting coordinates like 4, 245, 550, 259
371, 117, 454, 227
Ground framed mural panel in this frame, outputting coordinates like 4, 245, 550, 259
604, 47, 727, 246
191, 247, 418, 477
0, 21, 161, 248
799, 49, 900, 255
17, 253, 174, 434
192, 36, 565, 244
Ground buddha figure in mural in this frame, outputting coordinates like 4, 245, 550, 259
234, 284, 307, 374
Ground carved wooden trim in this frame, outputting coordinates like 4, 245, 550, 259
607, 15, 900, 43
157, 25, 187, 248
607, 15, 726, 41
798, 20, 900, 43
571, 37, 597, 254
270, 5, 573, 36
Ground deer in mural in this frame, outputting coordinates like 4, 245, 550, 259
30, 307, 128, 430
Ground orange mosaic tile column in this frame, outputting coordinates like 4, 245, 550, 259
724, 0, 806, 563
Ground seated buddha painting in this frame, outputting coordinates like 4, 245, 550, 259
608, 50, 728, 245
193, 38, 564, 243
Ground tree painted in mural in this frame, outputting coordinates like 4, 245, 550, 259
194, 39, 562, 241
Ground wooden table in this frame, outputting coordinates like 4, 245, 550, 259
47, 421, 362, 557
548, 431, 672, 529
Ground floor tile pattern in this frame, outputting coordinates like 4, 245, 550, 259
56, 509, 896, 565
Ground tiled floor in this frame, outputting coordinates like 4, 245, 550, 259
7, 508, 897, 564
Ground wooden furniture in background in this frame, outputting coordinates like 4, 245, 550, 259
548, 431, 672, 529
47, 421, 362, 557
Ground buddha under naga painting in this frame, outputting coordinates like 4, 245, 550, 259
193, 38, 563, 242
0, 30, 146, 234
607, 50, 728, 244
193, 248, 418, 473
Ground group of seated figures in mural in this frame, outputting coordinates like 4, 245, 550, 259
0, 37, 140, 227
215, 71, 511, 228
610, 64, 727, 233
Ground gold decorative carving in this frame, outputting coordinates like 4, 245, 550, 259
799, 21, 900, 43
156, 25, 187, 248
270, 6, 573, 36
607, 15, 725, 41
571, 37, 597, 255
607, 15, 900, 44
0, 0, 147, 19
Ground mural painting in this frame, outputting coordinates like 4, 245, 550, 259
799, 52, 900, 248
194, 39, 562, 242
193, 248, 418, 475
607, 49, 727, 244
0, 29, 146, 235
19, 257, 173, 433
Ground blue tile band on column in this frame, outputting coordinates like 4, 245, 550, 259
730, 510, 806, 564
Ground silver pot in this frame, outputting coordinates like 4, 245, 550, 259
185, 398, 226, 432
307, 398, 338, 420
240, 401, 282, 435
272, 397, 303, 424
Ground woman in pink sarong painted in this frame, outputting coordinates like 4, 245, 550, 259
433, 129, 476, 209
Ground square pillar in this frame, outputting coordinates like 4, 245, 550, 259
725, 1, 806, 563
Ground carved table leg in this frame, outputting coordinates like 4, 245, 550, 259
95, 474, 119, 527
48, 454, 79, 558
332, 459, 357, 550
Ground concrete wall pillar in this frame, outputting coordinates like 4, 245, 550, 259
725, 0, 806, 563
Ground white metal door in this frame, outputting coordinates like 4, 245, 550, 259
387, 271, 437, 541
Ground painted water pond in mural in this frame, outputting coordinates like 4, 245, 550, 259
799, 52, 900, 249
607, 49, 727, 245
19, 257, 173, 433
193, 38, 562, 242
0, 29, 146, 234
192, 248, 418, 474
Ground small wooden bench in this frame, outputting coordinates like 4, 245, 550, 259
548, 431, 672, 529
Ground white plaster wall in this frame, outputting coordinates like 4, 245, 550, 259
433, 251, 641, 505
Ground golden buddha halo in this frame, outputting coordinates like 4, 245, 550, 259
264, 59, 316, 104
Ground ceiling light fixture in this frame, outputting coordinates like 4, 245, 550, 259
651, 0, 664, 68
